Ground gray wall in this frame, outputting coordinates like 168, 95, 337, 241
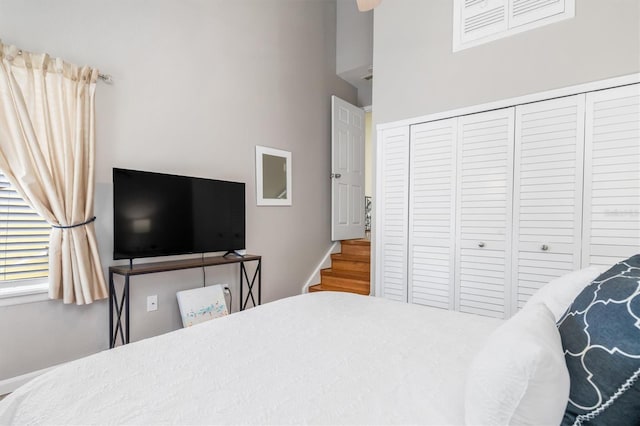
373, 0, 640, 125
0, 0, 356, 381
336, 0, 373, 106
336, 0, 373, 76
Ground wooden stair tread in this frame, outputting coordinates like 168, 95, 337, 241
321, 268, 369, 280
339, 245, 370, 257
341, 239, 370, 246
331, 253, 370, 263
330, 255, 370, 274
320, 277, 369, 292
309, 283, 369, 295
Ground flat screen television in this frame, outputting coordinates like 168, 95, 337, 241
113, 168, 245, 260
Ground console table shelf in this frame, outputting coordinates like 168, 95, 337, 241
109, 254, 262, 348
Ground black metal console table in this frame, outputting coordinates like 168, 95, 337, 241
108, 254, 261, 348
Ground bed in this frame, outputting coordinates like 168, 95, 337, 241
2, 259, 636, 425
0, 292, 501, 425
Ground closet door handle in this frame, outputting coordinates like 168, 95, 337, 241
330, 173, 342, 179
478, 242, 485, 248
541, 244, 549, 251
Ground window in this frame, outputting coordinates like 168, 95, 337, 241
0, 172, 50, 284
453, 0, 575, 52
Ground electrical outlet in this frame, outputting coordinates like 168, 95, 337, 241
147, 295, 158, 312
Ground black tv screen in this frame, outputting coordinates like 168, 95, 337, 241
113, 168, 245, 260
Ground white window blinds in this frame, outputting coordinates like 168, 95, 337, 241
0, 173, 50, 282
453, 0, 575, 52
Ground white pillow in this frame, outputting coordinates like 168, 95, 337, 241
523, 266, 603, 321
465, 302, 569, 426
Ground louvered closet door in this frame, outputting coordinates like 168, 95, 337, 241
455, 108, 514, 319
377, 126, 410, 302
512, 95, 585, 309
583, 84, 640, 268
408, 119, 457, 310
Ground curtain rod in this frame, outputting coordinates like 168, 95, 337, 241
16, 49, 113, 84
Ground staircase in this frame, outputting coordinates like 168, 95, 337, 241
308, 239, 371, 295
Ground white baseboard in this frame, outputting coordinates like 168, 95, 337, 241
0, 364, 60, 396
302, 242, 341, 293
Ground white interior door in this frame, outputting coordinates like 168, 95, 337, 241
331, 96, 365, 241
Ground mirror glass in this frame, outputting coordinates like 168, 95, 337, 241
256, 146, 292, 206
262, 154, 287, 199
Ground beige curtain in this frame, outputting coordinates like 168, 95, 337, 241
0, 41, 107, 304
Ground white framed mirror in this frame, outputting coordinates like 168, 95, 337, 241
256, 146, 292, 206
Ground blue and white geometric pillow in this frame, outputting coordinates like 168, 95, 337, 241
557, 254, 640, 426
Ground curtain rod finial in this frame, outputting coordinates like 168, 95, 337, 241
98, 73, 113, 84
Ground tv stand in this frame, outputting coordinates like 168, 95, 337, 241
108, 254, 261, 348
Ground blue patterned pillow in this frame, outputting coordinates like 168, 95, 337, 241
557, 254, 640, 425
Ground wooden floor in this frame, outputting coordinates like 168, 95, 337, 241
309, 239, 370, 295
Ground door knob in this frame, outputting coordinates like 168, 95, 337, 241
331, 173, 342, 179
541, 244, 549, 251
478, 242, 485, 248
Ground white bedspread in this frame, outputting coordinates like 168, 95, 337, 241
0, 292, 502, 425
